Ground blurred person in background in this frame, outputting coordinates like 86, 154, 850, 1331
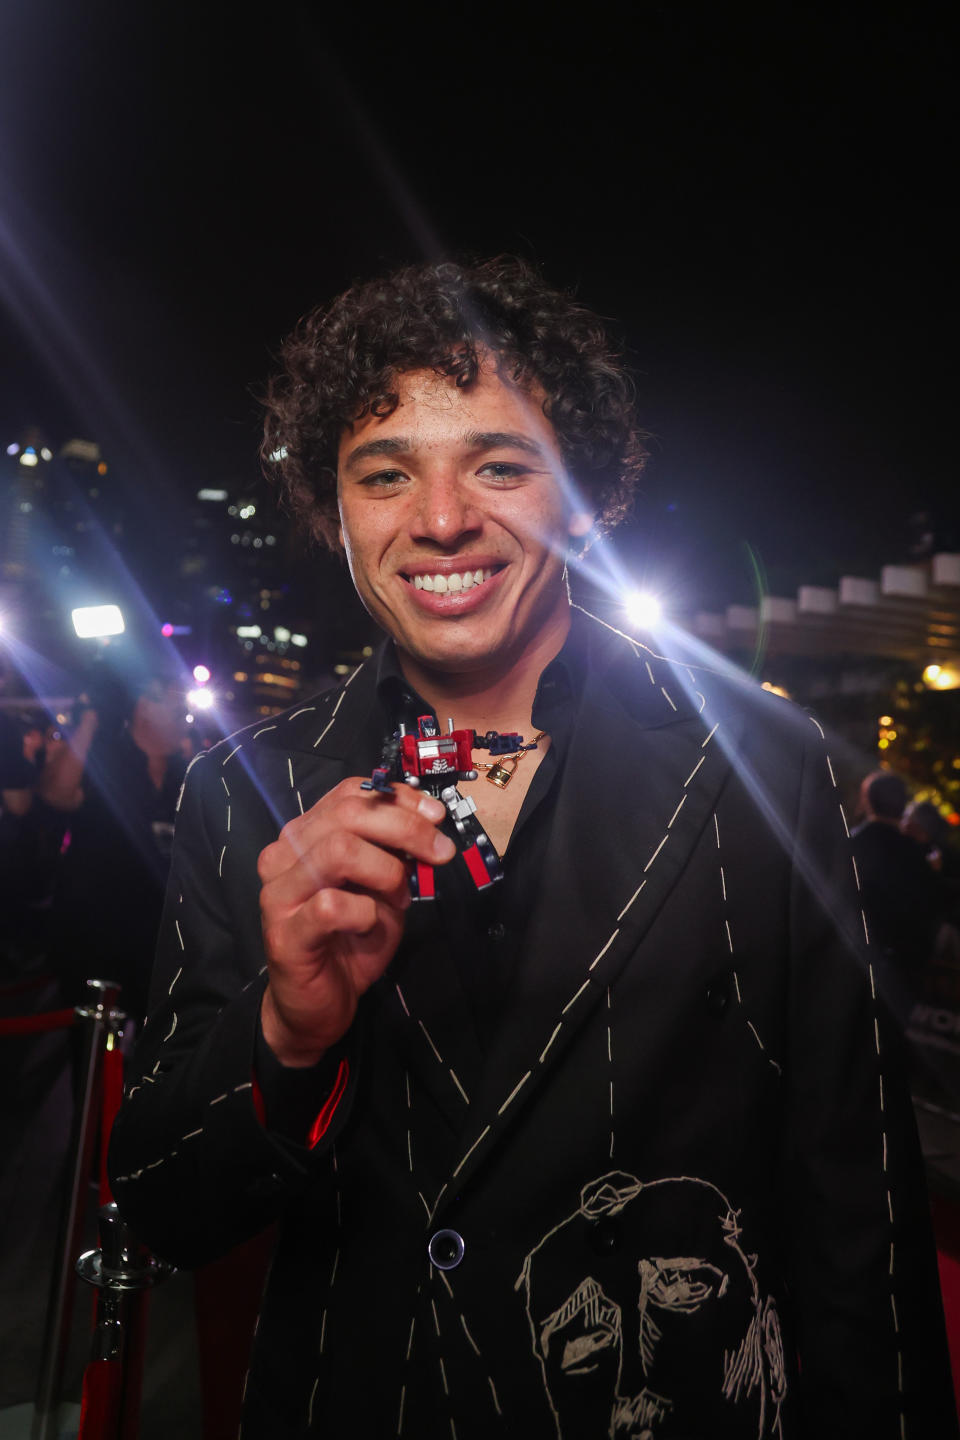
902, 800, 960, 965
0, 710, 44, 816
851, 771, 943, 1018
38, 671, 187, 1023
903, 800, 959, 880
0, 709, 57, 974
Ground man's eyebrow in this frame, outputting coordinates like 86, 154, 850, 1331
342, 436, 413, 471
342, 430, 550, 473
464, 430, 549, 459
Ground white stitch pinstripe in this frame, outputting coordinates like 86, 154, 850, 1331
314, 665, 363, 749
113, 1082, 253, 1182
713, 811, 781, 1075
607, 985, 615, 1159
807, 715, 904, 1422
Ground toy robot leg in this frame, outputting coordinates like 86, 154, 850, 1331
410, 860, 436, 902
462, 834, 502, 889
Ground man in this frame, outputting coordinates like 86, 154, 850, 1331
41, 672, 187, 1021
110, 258, 954, 1437
851, 771, 943, 1023
0, 709, 55, 974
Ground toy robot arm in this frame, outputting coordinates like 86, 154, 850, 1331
473, 730, 526, 755
360, 735, 405, 793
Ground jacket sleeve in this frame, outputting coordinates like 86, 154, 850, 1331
782, 717, 956, 1437
108, 749, 356, 1268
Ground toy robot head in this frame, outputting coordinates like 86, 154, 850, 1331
417, 715, 440, 738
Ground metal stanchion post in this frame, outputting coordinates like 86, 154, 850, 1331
76, 1203, 173, 1440
32, 979, 122, 1440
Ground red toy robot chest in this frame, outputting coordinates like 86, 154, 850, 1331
401, 734, 462, 778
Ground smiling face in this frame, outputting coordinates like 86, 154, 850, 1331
336, 362, 577, 685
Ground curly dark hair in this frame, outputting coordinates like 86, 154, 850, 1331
261, 256, 647, 549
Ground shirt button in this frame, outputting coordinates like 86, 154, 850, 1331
487, 923, 506, 941
706, 978, 730, 1015
246, 1172, 284, 1200
428, 1229, 465, 1270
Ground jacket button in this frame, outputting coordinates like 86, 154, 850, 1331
706, 978, 730, 1015
428, 1229, 465, 1270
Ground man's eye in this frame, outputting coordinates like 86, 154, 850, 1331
477, 462, 526, 482
360, 470, 407, 488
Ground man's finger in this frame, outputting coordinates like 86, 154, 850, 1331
263, 831, 413, 910
292, 887, 382, 950
259, 789, 454, 888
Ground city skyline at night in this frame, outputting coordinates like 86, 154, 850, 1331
0, 4, 954, 682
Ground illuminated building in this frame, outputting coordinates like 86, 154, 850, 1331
1, 429, 55, 580
690, 553, 960, 822
691, 553, 960, 679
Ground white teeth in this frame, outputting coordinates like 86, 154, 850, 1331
410, 567, 496, 592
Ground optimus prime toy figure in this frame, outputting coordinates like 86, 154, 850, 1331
361, 715, 531, 900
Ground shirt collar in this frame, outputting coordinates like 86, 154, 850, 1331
372, 605, 591, 732
374, 642, 431, 730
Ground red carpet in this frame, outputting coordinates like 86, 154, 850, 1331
931, 1194, 960, 1417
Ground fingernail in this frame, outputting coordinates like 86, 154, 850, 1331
419, 795, 446, 821
433, 831, 457, 861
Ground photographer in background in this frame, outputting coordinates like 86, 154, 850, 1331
39, 672, 187, 1023
0, 709, 51, 973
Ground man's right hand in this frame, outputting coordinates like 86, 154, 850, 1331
257, 779, 456, 1067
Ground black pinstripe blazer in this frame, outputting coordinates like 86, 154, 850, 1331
109, 609, 955, 1439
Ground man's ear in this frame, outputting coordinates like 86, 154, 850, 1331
567, 510, 597, 557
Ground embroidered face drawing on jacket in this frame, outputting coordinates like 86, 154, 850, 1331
517, 1172, 786, 1438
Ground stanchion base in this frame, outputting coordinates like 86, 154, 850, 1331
76, 1250, 172, 1292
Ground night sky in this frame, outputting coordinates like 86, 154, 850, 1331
0, 2, 954, 625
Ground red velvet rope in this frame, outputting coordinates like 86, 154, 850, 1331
99, 1044, 125, 1205
0, 971, 55, 998
78, 1358, 121, 1439
0, 1008, 76, 1036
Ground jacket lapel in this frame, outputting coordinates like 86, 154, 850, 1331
433, 617, 743, 1209
267, 626, 746, 1205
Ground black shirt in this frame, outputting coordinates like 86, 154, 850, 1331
375, 620, 588, 1050
256, 613, 590, 1127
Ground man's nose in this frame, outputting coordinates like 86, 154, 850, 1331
409, 473, 481, 548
